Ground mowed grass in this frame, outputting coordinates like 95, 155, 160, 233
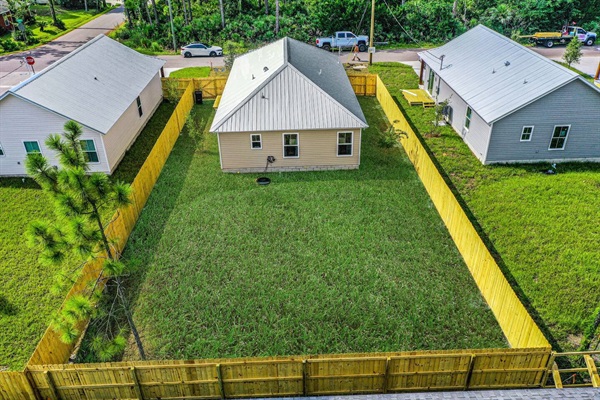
369, 62, 600, 350
0, 102, 174, 370
118, 97, 506, 361
169, 67, 211, 79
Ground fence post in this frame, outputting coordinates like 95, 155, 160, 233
464, 355, 476, 389
130, 367, 144, 400
43, 371, 60, 400
540, 352, 556, 388
302, 360, 308, 396
584, 355, 600, 387
23, 368, 41, 400
383, 357, 390, 393
216, 364, 225, 399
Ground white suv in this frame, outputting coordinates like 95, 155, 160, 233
181, 43, 223, 58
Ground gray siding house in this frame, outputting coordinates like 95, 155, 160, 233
418, 25, 600, 164
0, 35, 165, 176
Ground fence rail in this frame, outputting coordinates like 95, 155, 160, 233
22, 82, 194, 370
375, 76, 550, 349
161, 73, 377, 100
23, 348, 552, 399
2, 75, 591, 400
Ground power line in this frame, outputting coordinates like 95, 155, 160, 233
380, 0, 421, 45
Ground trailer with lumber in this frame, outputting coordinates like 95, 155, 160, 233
527, 26, 596, 48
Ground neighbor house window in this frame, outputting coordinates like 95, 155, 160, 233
136, 96, 143, 117
520, 126, 534, 142
549, 125, 570, 150
24, 141, 41, 154
283, 133, 299, 158
251, 134, 262, 149
80, 140, 99, 163
0, 142, 4, 156
337, 132, 353, 156
464, 107, 472, 130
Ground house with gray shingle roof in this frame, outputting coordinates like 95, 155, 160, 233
0, 34, 165, 176
418, 25, 600, 164
210, 37, 368, 173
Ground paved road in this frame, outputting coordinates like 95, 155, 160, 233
162, 44, 600, 78
0, 6, 125, 92
1, 8, 599, 91
264, 388, 600, 400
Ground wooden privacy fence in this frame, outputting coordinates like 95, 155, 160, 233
347, 74, 377, 96
375, 76, 550, 349
162, 77, 228, 99
162, 73, 377, 100
22, 82, 194, 368
23, 348, 552, 399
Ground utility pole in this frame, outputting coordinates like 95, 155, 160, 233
167, 0, 177, 52
369, 0, 375, 65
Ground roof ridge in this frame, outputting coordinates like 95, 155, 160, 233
10, 34, 106, 93
473, 24, 578, 77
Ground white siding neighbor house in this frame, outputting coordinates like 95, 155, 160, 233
210, 37, 368, 173
419, 25, 600, 165
0, 34, 165, 176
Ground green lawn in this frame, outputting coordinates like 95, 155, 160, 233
0, 102, 174, 371
0, 5, 113, 54
369, 62, 600, 351
105, 98, 506, 362
169, 67, 211, 79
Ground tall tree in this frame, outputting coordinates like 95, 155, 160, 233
264, 0, 269, 15
48, 0, 58, 25
150, 0, 159, 24
26, 121, 146, 361
275, 0, 279, 33
219, 0, 225, 28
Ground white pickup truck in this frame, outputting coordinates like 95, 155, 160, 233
315, 31, 369, 52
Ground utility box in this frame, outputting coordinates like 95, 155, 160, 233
194, 91, 203, 104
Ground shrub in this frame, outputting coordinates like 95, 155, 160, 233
0, 38, 20, 52
53, 18, 66, 30
38, 20, 48, 32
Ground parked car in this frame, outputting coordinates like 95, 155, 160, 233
180, 43, 223, 58
315, 31, 369, 52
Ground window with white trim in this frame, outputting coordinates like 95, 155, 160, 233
337, 132, 353, 156
251, 134, 262, 149
283, 133, 299, 158
464, 107, 472, 130
0, 142, 4, 156
24, 141, 41, 154
549, 125, 570, 150
136, 96, 143, 117
520, 126, 534, 142
80, 140, 99, 163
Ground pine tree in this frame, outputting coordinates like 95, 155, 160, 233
26, 120, 146, 361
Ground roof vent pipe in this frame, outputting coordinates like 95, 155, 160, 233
439, 55, 445, 70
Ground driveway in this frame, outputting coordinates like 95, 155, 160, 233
0, 6, 125, 93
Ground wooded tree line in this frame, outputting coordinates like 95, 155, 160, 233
115, 0, 600, 51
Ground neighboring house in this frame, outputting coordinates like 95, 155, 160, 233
418, 25, 600, 165
0, 0, 12, 32
210, 36, 368, 173
0, 35, 165, 176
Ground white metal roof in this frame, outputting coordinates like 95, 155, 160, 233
210, 37, 367, 133
1, 35, 165, 134
418, 25, 582, 124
